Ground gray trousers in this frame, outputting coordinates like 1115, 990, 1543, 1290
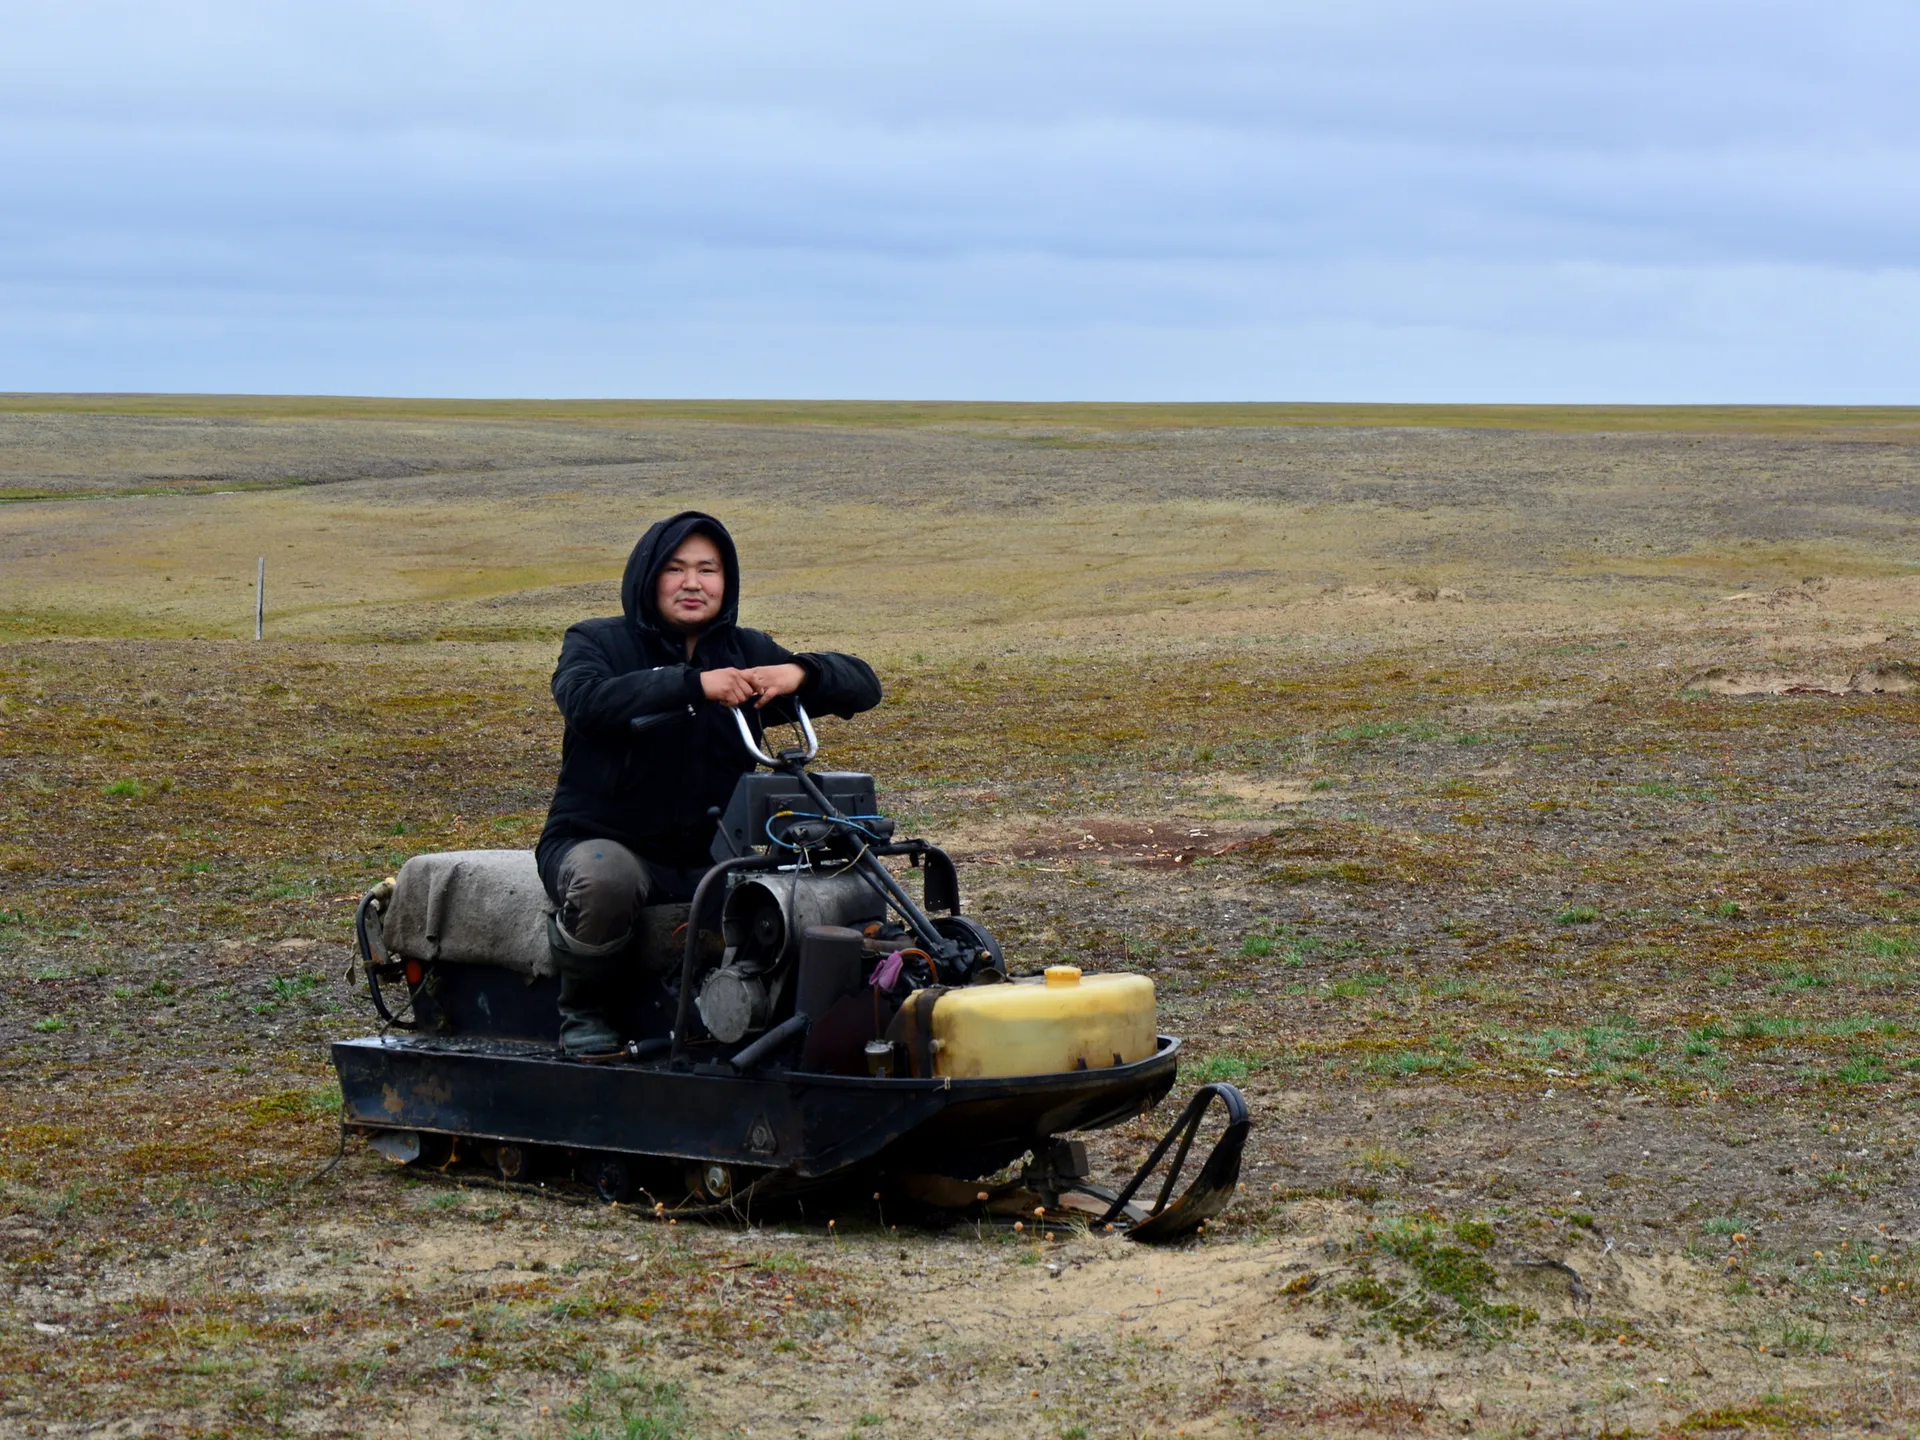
551, 839, 707, 955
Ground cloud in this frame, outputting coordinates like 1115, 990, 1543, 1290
1, 1, 1915, 398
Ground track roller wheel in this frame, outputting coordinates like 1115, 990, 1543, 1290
684, 1162, 733, 1202
592, 1155, 637, 1204
495, 1143, 538, 1183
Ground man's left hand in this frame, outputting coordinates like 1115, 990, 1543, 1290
742, 663, 808, 708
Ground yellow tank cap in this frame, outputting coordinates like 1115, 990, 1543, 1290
1044, 965, 1083, 987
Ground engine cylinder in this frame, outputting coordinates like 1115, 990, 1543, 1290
720, 872, 884, 969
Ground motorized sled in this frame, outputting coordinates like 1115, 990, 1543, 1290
333, 704, 1248, 1240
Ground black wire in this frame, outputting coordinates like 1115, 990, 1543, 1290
299, 1115, 350, 1187
376, 986, 416, 1038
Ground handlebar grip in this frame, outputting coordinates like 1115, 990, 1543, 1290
730, 700, 817, 766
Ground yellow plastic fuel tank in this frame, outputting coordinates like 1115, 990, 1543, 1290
926, 965, 1156, 1079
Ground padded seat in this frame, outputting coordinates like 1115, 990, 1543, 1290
379, 849, 691, 979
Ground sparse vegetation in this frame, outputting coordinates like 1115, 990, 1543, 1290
7, 400, 1920, 1435
1188, 1052, 1254, 1084
1336, 1215, 1531, 1344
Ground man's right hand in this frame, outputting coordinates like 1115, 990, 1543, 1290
699, 667, 760, 706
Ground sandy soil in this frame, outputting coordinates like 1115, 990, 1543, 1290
5, 401, 1920, 1437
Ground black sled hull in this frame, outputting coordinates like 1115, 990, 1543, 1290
333, 1033, 1181, 1180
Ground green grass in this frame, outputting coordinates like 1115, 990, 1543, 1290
1856, 930, 1919, 960
1555, 906, 1600, 925
1364, 1047, 1464, 1078
1725, 1013, 1900, 1044
565, 1366, 689, 1440
1683, 1021, 1726, 1061
1328, 720, 1443, 743
1338, 1216, 1532, 1345
246, 1086, 342, 1122
1506, 1015, 1670, 1082
1328, 973, 1389, 999
1774, 1317, 1833, 1357
100, 778, 144, 798
1813, 1014, 1899, 1037
1833, 1053, 1894, 1086
1733, 1015, 1805, 1039
1358, 1145, 1410, 1174
1188, 1052, 1254, 1084
1236, 920, 1370, 968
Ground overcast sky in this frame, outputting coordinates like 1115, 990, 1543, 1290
2, 1, 1915, 401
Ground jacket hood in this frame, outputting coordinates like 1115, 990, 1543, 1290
621, 511, 741, 637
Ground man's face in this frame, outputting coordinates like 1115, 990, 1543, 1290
655, 532, 726, 633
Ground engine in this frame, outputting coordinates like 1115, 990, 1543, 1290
695, 871, 884, 1041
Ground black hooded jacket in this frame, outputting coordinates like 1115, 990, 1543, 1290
536, 512, 881, 894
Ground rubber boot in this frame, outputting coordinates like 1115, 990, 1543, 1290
549, 915, 627, 1060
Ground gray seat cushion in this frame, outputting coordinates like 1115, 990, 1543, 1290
379, 849, 699, 978
383, 850, 556, 977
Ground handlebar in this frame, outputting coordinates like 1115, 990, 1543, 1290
719, 695, 969, 979
731, 700, 818, 767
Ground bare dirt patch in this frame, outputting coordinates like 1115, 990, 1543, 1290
943, 815, 1272, 870
1199, 774, 1328, 809
1684, 660, 1920, 697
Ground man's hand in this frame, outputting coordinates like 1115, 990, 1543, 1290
699, 668, 760, 706
698, 664, 807, 708
741, 663, 808, 709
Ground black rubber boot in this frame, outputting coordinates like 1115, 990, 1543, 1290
549, 915, 627, 1060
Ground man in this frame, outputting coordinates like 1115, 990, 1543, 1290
537, 511, 882, 1057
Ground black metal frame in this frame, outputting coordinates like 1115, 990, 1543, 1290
1094, 1082, 1250, 1240
334, 1033, 1181, 1180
